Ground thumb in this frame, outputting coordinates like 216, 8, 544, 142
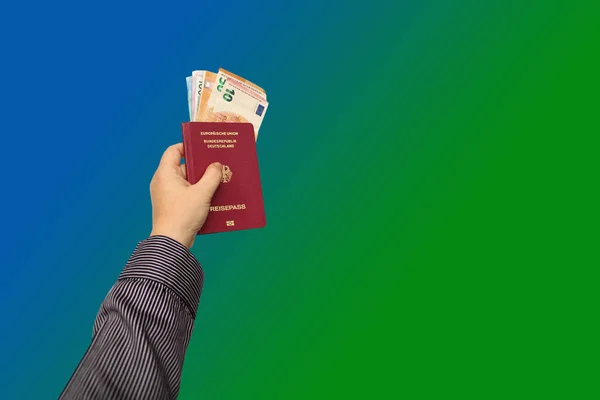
191, 162, 222, 201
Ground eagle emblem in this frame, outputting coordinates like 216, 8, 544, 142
221, 165, 233, 183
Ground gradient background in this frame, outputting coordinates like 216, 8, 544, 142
0, 0, 598, 398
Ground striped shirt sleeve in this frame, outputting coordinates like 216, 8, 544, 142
59, 235, 203, 400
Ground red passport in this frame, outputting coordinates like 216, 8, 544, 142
182, 122, 266, 234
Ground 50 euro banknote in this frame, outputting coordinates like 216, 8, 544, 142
201, 69, 268, 139
218, 68, 266, 101
194, 71, 216, 122
191, 70, 203, 120
200, 69, 265, 118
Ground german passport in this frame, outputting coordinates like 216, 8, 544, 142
182, 121, 266, 234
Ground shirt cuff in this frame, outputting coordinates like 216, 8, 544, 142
118, 235, 204, 318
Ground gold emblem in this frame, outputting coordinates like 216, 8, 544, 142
226, 220, 235, 226
221, 165, 233, 183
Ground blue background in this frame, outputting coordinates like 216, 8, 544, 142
1, 1, 313, 396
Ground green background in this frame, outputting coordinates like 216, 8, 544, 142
181, 1, 599, 398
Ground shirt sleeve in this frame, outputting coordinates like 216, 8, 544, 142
59, 235, 204, 400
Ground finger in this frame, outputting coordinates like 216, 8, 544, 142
158, 143, 184, 170
179, 163, 187, 179
191, 162, 222, 200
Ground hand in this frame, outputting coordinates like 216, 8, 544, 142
149, 143, 222, 248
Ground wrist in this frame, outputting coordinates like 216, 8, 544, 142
150, 228, 195, 249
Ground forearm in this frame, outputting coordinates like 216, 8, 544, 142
59, 235, 203, 400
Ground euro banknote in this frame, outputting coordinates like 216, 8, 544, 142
217, 68, 266, 101
185, 68, 268, 139
194, 71, 216, 122
191, 70, 204, 121
209, 79, 268, 139
201, 69, 266, 118
185, 76, 192, 120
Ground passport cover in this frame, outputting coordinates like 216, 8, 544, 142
182, 122, 266, 234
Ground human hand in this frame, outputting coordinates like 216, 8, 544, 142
149, 143, 222, 248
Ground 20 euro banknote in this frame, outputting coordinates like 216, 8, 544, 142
186, 76, 192, 120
